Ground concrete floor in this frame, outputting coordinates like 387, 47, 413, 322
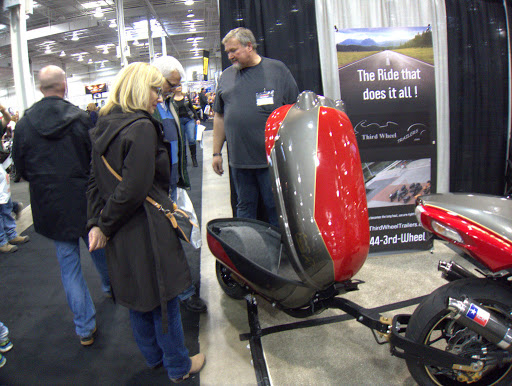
199, 131, 468, 385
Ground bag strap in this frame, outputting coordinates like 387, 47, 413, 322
101, 155, 180, 228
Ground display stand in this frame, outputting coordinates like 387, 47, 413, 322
238, 293, 470, 385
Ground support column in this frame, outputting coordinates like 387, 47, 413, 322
8, 1, 33, 115
115, 0, 128, 67
161, 36, 167, 57
147, 15, 154, 62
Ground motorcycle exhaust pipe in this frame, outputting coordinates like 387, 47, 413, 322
448, 297, 512, 351
438, 261, 477, 282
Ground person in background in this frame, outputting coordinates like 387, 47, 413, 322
87, 62, 205, 382
0, 157, 29, 253
198, 88, 208, 122
0, 105, 11, 136
0, 321, 13, 368
3, 111, 23, 183
207, 92, 215, 117
212, 27, 299, 227
0, 102, 26, 253
86, 103, 99, 126
152, 55, 207, 314
12, 65, 111, 346
172, 85, 200, 167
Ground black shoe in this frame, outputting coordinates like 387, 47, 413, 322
180, 295, 207, 313
192, 157, 198, 167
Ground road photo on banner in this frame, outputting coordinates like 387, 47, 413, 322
364, 158, 431, 208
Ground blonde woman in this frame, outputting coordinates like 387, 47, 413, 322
87, 62, 205, 382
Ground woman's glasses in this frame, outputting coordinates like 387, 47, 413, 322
153, 87, 163, 97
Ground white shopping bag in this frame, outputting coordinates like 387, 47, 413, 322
196, 124, 206, 143
175, 187, 201, 249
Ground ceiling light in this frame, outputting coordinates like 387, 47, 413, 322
182, 19, 203, 25
103, 47, 109, 54
185, 0, 194, 5
44, 46, 51, 54
88, 59, 93, 64
133, 39, 139, 45
71, 31, 79, 41
94, 7, 103, 18
109, 19, 117, 28
82, 2, 103, 9
187, 12, 194, 18
78, 55, 84, 62
100, 62, 105, 68
60, 51, 66, 57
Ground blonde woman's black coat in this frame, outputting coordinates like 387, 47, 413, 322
87, 107, 191, 312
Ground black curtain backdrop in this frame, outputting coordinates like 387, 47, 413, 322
507, 1, 512, 195
445, 0, 509, 194
218, 0, 323, 95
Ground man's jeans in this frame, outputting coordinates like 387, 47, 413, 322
230, 167, 278, 227
54, 238, 110, 338
129, 297, 191, 379
0, 198, 18, 246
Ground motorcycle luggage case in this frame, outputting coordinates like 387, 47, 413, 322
207, 91, 370, 309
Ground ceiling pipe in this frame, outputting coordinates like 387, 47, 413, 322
142, 0, 181, 58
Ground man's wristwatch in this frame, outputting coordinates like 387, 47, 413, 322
213, 153, 222, 157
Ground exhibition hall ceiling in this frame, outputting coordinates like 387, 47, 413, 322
0, 0, 221, 86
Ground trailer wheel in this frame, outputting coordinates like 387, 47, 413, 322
215, 261, 248, 300
405, 278, 512, 385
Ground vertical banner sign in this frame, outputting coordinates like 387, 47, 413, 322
337, 26, 436, 253
203, 50, 210, 81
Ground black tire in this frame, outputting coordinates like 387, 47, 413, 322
406, 278, 512, 385
215, 261, 249, 300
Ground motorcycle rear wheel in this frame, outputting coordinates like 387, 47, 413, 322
406, 278, 512, 385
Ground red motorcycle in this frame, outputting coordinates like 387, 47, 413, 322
409, 193, 512, 385
207, 91, 512, 385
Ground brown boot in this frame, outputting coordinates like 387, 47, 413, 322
0, 243, 17, 253
9, 235, 30, 245
170, 353, 205, 383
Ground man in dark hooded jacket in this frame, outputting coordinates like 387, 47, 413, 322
12, 65, 111, 346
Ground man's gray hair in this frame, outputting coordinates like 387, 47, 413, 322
151, 55, 186, 80
222, 27, 258, 50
